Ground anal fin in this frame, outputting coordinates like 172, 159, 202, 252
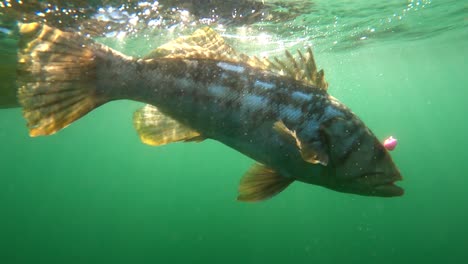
238, 163, 294, 202
133, 104, 204, 146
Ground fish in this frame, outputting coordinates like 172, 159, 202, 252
16, 22, 403, 202
0, 34, 19, 108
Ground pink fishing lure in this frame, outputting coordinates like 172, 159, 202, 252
383, 136, 398, 151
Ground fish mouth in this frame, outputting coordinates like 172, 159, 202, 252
373, 181, 404, 197
357, 172, 404, 197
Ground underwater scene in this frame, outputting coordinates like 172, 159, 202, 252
0, 0, 467, 263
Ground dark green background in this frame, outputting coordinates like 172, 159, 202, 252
1, 1, 467, 263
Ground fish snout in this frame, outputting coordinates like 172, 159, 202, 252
355, 171, 404, 197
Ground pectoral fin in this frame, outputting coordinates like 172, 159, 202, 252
300, 145, 329, 166
273, 120, 328, 166
133, 104, 205, 146
238, 163, 294, 202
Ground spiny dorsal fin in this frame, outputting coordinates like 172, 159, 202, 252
145, 28, 328, 91
238, 163, 294, 202
133, 104, 204, 146
262, 48, 328, 90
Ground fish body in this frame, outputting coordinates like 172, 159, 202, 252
108, 58, 330, 183
16, 23, 403, 201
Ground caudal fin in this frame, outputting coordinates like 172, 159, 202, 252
17, 23, 108, 136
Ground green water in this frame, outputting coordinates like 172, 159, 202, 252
1, 1, 467, 263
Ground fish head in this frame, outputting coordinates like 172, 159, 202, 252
321, 117, 404, 197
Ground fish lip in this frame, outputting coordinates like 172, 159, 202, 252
358, 171, 402, 185
357, 172, 404, 196
373, 181, 404, 196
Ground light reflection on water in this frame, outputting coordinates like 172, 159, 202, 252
1, 0, 465, 53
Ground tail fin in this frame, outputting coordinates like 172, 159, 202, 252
17, 23, 108, 136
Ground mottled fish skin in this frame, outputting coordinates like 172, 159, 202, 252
17, 23, 403, 198
97, 57, 368, 187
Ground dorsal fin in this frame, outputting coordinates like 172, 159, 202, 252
144, 27, 238, 61
265, 48, 328, 90
145, 27, 328, 91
